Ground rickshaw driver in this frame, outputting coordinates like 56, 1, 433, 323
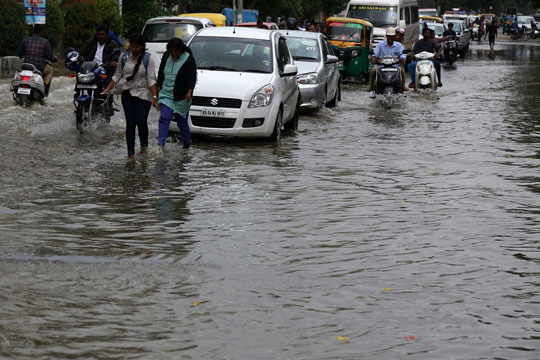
366, 28, 408, 92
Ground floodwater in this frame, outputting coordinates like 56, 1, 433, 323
1, 39, 539, 359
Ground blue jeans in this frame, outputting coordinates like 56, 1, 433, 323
408, 60, 435, 84
121, 92, 151, 156
159, 104, 190, 148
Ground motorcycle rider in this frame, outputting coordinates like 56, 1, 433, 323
429, 29, 444, 78
80, 24, 120, 78
395, 28, 405, 43
366, 27, 408, 92
408, 27, 442, 88
15, 24, 57, 96
443, 22, 457, 39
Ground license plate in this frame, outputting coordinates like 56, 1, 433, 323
201, 108, 225, 117
77, 84, 97, 89
17, 87, 31, 95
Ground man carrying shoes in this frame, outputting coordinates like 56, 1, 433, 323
366, 28, 408, 92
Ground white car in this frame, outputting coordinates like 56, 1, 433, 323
142, 16, 215, 75
183, 27, 300, 141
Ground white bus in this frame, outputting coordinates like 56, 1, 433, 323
346, 0, 419, 48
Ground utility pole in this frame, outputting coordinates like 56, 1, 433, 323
238, 0, 243, 24
119, 0, 122, 16
233, 0, 236, 25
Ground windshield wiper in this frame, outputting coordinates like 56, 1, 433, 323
199, 66, 237, 71
238, 69, 270, 73
293, 56, 317, 61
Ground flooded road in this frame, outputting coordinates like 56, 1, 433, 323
1, 39, 539, 359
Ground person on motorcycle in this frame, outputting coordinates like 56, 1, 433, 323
408, 27, 442, 88
366, 28, 408, 92
15, 24, 57, 96
395, 28, 405, 43
443, 23, 457, 39
429, 29, 443, 79
80, 24, 120, 73
510, 18, 520, 34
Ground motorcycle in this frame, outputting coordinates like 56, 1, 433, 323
471, 25, 480, 41
532, 28, 540, 39
414, 52, 437, 91
443, 38, 458, 65
10, 62, 48, 107
374, 55, 403, 96
65, 50, 117, 132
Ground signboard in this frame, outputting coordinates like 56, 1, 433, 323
24, 0, 46, 24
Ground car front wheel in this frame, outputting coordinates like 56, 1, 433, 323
269, 108, 282, 142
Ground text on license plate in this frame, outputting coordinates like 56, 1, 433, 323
77, 84, 97, 89
201, 108, 225, 117
17, 87, 31, 95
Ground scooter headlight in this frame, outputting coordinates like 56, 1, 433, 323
248, 84, 274, 108
77, 72, 95, 83
297, 73, 318, 85
351, 50, 359, 57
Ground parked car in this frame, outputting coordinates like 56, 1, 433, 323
444, 20, 469, 55
142, 16, 215, 75
185, 27, 300, 140
236, 22, 279, 30
279, 30, 340, 111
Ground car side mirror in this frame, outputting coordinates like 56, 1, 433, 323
325, 55, 339, 64
282, 64, 298, 77
399, 20, 406, 29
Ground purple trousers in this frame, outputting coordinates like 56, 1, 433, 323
158, 104, 190, 148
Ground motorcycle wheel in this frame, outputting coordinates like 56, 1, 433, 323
75, 102, 86, 132
20, 95, 30, 108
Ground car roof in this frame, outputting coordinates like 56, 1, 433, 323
278, 30, 321, 39
194, 26, 276, 40
144, 16, 214, 26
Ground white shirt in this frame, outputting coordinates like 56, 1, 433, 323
94, 42, 105, 63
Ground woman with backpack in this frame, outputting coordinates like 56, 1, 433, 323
102, 33, 159, 158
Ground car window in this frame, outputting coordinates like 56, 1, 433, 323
190, 36, 273, 73
323, 39, 335, 56
143, 22, 202, 43
277, 37, 291, 73
286, 37, 320, 61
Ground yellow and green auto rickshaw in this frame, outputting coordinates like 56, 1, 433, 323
325, 17, 373, 82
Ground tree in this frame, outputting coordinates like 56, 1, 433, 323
44, 0, 65, 49
122, 0, 161, 36
97, 0, 123, 36
62, 0, 101, 49
0, 0, 28, 56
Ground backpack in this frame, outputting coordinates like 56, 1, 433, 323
120, 50, 150, 76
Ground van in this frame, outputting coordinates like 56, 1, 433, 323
345, 0, 419, 48
141, 16, 215, 75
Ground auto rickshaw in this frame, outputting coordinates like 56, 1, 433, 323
180, 13, 227, 27
419, 15, 444, 24
325, 17, 373, 82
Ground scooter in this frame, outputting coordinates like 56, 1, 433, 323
65, 50, 117, 132
414, 52, 437, 91
10, 63, 47, 107
443, 39, 458, 65
471, 25, 480, 41
374, 55, 403, 96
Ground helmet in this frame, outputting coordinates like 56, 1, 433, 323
287, 17, 297, 25
65, 50, 83, 71
397, 28, 405, 36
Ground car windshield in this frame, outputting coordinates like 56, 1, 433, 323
518, 17, 534, 24
447, 21, 463, 32
326, 22, 364, 43
190, 37, 273, 73
143, 22, 202, 43
285, 37, 320, 61
427, 24, 444, 36
347, 5, 398, 27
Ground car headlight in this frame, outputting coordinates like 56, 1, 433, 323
351, 50, 358, 57
77, 72, 95, 83
297, 73, 318, 85
248, 84, 274, 108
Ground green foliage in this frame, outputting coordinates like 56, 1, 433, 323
0, 0, 28, 56
44, 0, 64, 49
122, 0, 161, 36
96, 0, 122, 35
62, 0, 101, 49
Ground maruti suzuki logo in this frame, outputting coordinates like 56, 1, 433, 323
210, 98, 219, 106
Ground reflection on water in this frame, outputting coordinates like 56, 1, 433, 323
1, 41, 540, 359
